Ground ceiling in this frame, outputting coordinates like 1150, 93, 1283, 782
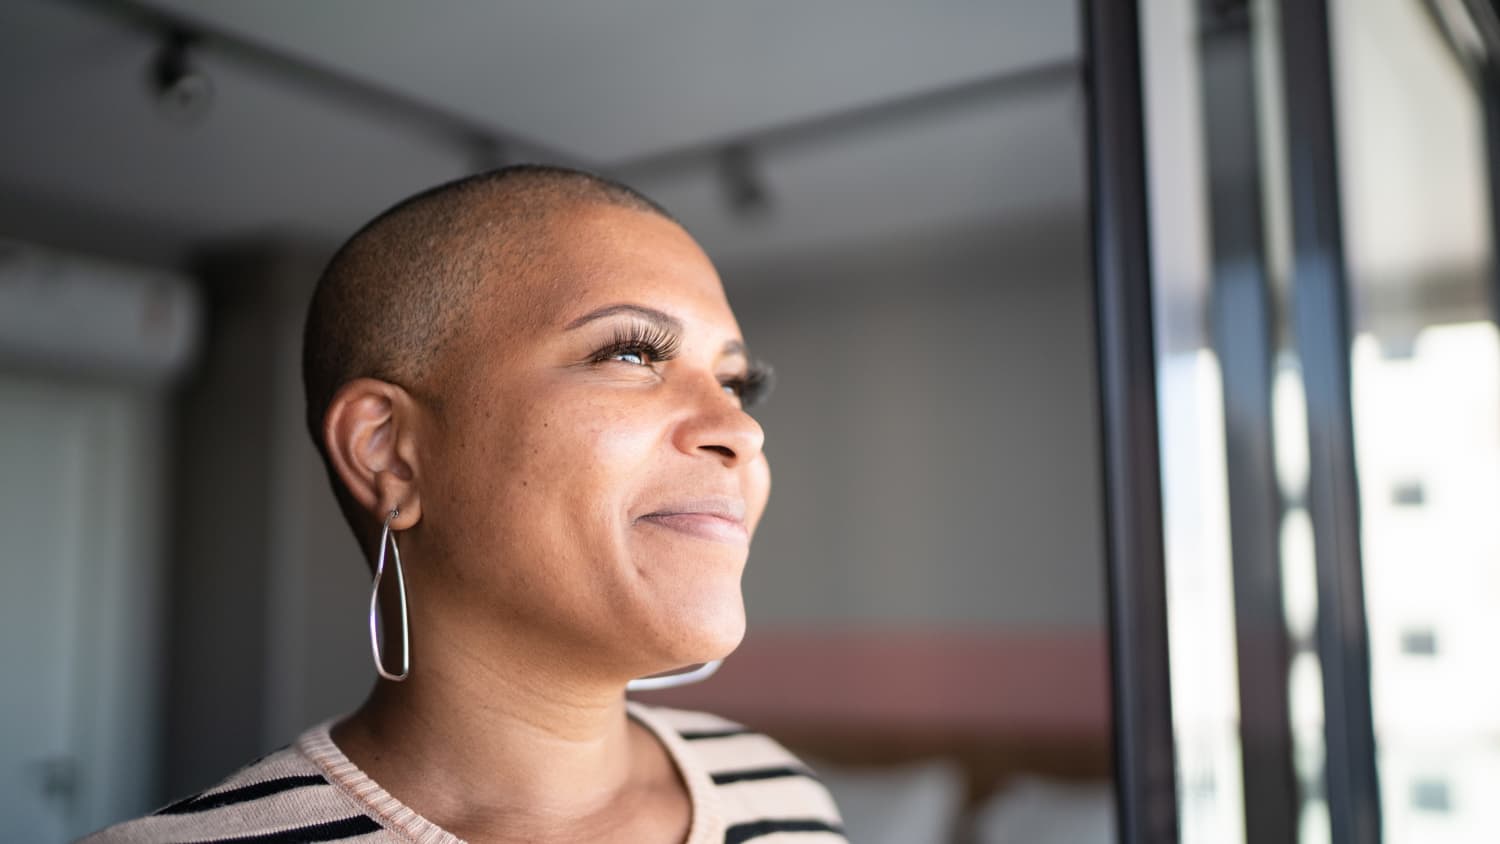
0, 0, 1084, 273
141, 0, 1076, 164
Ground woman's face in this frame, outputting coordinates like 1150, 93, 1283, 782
414, 202, 770, 681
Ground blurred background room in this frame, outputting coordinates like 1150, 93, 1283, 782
1, 1, 1497, 843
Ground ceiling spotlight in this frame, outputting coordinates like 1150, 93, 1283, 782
150, 29, 214, 124
718, 144, 772, 219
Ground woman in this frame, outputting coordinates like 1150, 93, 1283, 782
84, 166, 846, 843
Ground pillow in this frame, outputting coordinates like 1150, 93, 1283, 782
970, 776, 1116, 844
809, 756, 967, 844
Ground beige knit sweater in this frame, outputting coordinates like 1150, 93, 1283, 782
79, 701, 845, 844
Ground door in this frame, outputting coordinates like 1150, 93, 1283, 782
0, 373, 166, 840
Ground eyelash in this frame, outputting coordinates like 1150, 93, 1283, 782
589, 323, 682, 366
588, 324, 773, 408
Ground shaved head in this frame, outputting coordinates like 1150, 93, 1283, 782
302, 164, 674, 537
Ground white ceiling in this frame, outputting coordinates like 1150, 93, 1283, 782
0, 1, 1083, 272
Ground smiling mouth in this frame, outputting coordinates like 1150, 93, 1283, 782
637, 505, 749, 544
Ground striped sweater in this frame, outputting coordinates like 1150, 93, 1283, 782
79, 702, 845, 844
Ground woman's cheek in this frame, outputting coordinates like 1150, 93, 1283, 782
746, 454, 772, 535
573, 391, 663, 466
587, 414, 662, 471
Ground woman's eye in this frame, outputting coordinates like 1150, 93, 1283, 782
721, 378, 753, 399
722, 365, 772, 407
591, 323, 680, 368
594, 342, 662, 366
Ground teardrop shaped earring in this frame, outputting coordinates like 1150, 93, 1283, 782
627, 659, 723, 692
369, 507, 410, 681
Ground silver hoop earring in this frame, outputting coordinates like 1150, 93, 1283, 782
369, 507, 410, 681
627, 659, 723, 692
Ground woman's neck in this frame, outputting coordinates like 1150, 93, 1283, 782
329, 637, 689, 842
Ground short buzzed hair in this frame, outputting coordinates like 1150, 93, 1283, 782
301, 164, 673, 543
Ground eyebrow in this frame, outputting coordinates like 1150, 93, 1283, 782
564, 303, 683, 333
565, 302, 751, 359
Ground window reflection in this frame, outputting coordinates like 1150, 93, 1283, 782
1330, 0, 1499, 836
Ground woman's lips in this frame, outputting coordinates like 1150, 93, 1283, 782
637, 500, 749, 544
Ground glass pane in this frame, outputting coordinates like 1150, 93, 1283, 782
1328, 0, 1500, 841
1142, 2, 1346, 841
1253, 1, 1335, 839
1138, 1, 1248, 841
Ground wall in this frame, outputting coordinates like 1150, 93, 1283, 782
726, 216, 1106, 630
160, 242, 369, 796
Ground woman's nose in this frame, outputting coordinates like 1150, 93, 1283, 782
673, 377, 766, 467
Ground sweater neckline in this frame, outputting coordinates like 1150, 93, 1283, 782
295, 700, 721, 844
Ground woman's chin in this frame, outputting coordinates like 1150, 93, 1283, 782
699, 608, 748, 661
639, 598, 747, 677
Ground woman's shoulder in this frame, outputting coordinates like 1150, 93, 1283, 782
627, 701, 848, 842
75, 725, 384, 843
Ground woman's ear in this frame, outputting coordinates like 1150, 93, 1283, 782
322, 378, 424, 531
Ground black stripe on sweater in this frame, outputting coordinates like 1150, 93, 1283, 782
156, 775, 328, 815
711, 766, 815, 786
725, 818, 845, 843
678, 727, 753, 740
188, 814, 382, 844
